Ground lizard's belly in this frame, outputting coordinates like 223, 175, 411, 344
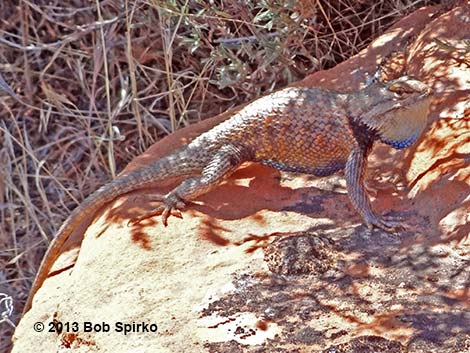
252, 115, 354, 176
259, 159, 346, 176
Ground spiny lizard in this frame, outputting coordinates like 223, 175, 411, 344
24, 75, 431, 313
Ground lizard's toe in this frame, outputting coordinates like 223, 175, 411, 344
160, 198, 186, 226
128, 205, 165, 226
160, 206, 184, 227
128, 194, 186, 227
365, 214, 406, 233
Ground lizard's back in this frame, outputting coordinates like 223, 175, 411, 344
189, 87, 355, 176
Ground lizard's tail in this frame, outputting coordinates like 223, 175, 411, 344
23, 149, 205, 313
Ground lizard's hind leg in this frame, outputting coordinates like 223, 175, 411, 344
130, 144, 251, 226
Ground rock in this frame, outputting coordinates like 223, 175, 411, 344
264, 232, 337, 276
12, 2, 470, 352
322, 335, 407, 353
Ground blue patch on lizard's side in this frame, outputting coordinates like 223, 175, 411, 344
381, 134, 420, 149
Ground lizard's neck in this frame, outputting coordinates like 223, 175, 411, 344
343, 86, 390, 117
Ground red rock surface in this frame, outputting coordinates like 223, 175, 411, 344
12, 2, 469, 352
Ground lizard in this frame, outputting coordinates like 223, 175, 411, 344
23, 74, 432, 313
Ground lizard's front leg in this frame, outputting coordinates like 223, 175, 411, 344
130, 144, 251, 226
345, 147, 403, 232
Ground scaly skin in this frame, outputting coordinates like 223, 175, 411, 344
23, 75, 431, 313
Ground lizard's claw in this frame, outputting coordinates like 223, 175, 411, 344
365, 214, 406, 233
128, 195, 186, 227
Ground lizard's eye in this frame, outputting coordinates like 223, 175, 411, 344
389, 83, 415, 95
389, 83, 405, 95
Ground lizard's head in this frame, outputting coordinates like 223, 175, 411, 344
359, 76, 432, 149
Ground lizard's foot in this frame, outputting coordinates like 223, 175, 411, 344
364, 214, 406, 233
128, 194, 186, 227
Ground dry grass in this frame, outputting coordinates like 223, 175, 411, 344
0, 0, 440, 349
